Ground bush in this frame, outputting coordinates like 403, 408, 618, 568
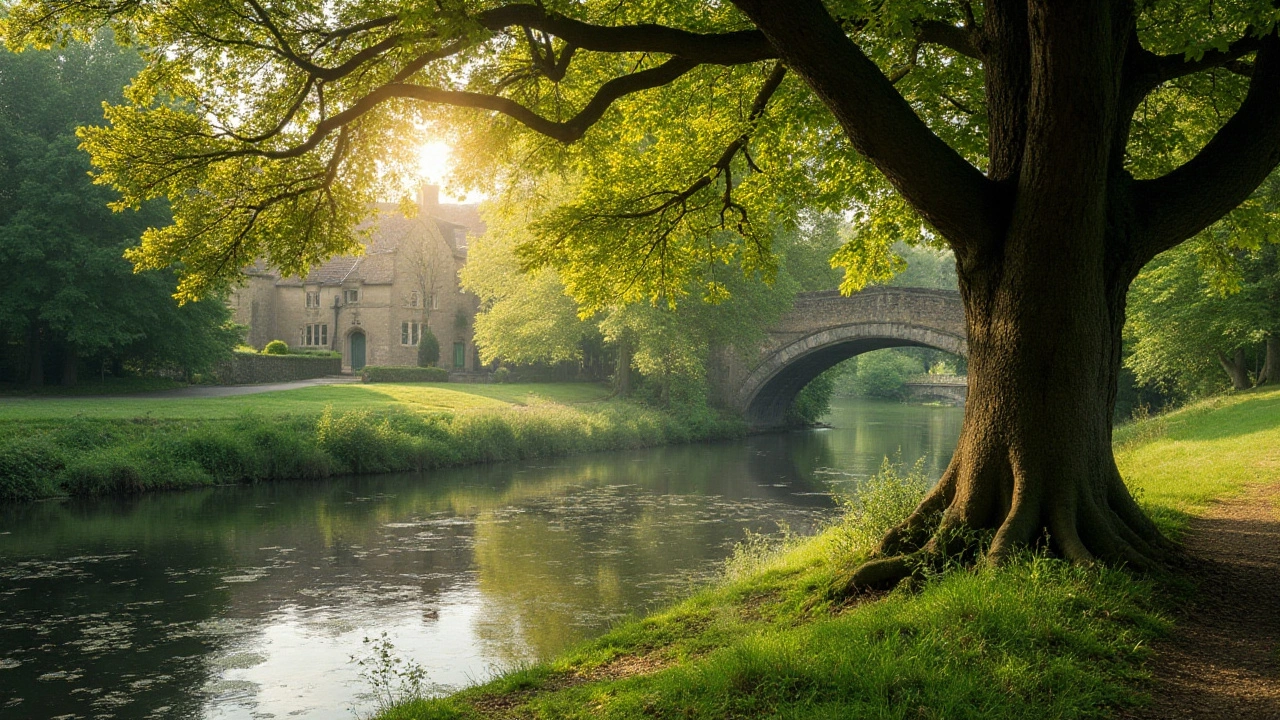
0, 437, 65, 501
851, 350, 925, 399
362, 365, 449, 383
492, 367, 512, 383
418, 328, 440, 367
263, 340, 290, 355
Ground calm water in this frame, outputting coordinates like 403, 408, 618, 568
0, 398, 962, 720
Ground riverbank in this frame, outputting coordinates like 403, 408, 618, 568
0, 382, 745, 502
374, 387, 1280, 719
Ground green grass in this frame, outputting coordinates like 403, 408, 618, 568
1117, 386, 1280, 537
370, 387, 1280, 720
0, 382, 614, 422
0, 382, 735, 502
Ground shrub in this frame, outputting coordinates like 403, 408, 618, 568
316, 408, 418, 473
362, 365, 449, 383
492, 367, 512, 383
418, 328, 440, 367
263, 340, 290, 355
0, 437, 64, 501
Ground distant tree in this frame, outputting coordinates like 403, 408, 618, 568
0, 34, 238, 385
1126, 241, 1280, 394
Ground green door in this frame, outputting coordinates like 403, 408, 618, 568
453, 341, 465, 370
350, 331, 366, 370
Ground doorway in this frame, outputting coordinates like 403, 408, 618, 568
349, 331, 367, 371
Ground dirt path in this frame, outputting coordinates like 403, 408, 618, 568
1134, 484, 1280, 719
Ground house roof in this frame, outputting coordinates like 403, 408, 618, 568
261, 201, 480, 287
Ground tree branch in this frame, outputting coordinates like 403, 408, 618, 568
729, 0, 998, 255
915, 19, 982, 60
1124, 30, 1263, 105
475, 4, 775, 65
1132, 34, 1280, 263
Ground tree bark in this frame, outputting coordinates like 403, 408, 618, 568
26, 324, 44, 387
1217, 348, 1252, 390
1258, 336, 1279, 386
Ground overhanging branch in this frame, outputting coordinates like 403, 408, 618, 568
1132, 34, 1280, 263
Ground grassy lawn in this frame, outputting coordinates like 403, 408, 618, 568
0, 381, 736, 502
373, 387, 1280, 720
0, 382, 614, 423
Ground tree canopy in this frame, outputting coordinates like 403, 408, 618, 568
2, 1, 1273, 305
0, 32, 240, 384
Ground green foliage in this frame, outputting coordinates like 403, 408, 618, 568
417, 328, 440, 367
491, 367, 512, 383
1125, 240, 1280, 396
362, 366, 450, 383
784, 366, 838, 426
827, 456, 931, 559
0, 33, 239, 383
262, 340, 290, 355
465, 184, 844, 406
836, 350, 927, 399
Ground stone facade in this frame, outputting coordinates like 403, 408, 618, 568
229, 187, 483, 373
710, 287, 967, 428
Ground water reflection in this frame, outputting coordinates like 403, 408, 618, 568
0, 398, 961, 720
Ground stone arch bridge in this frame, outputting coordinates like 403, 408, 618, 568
710, 288, 967, 429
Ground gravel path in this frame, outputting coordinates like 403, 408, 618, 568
1133, 483, 1280, 719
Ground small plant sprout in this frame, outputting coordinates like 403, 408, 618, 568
350, 632, 428, 717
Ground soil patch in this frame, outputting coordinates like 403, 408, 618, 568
1134, 484, 1280, 719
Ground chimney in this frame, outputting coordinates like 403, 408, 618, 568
419, 184, 440, 215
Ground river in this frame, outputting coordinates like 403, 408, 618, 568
0, 398, 963, 719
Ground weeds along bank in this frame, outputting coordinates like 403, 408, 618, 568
0, 401, 744, 502
370, 387, 1280, 720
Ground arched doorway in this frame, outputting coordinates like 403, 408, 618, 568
348, 330, 366, 371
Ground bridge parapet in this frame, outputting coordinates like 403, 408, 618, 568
711, 287, 968, 428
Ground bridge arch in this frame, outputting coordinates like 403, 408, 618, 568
726, 289, 967, 429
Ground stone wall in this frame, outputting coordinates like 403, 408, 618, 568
712, 288, 967, 428
213, 353, 342, 385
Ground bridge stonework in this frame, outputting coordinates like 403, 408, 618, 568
709, 288, 967, 428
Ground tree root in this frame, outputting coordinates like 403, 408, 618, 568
833, 465, 1180, 598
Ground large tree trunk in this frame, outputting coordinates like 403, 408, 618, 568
839, 2, 1172, 591
1216, 348, 1252, 390
846, 228, 1174, 589
1258, 336, 1279, 386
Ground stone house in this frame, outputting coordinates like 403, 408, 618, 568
229, 186, 483, 373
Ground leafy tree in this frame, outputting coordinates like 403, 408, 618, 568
417, 327, 440, 367
1126, 241, 1280, 394
8, 1, 1280, 583
0, 33, 238, 385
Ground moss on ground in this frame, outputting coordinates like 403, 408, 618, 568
370, 387, 1280, 720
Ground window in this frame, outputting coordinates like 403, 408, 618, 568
305, 291, 321, 308
429, 293, 439, 310
304, 323, 329, 346
401, 321, 422, 346
408, 291, 420, 308
453, 341, 466, 369
343, 288, 360, 304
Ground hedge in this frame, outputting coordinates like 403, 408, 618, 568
361, 365, 450, 383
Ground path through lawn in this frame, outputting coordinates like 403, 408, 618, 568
1129, 483, 1280, 719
